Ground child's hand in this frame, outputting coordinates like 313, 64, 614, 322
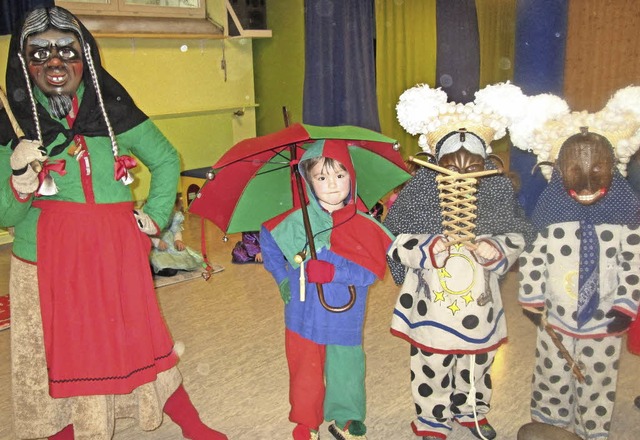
278, 278, 291, 304
254, 252, 263, 263
475, 241, 500, 260
306, 259, 335, 284
432, 236, 448, 255
174, 240, 185, 251
156, 240, 169, 251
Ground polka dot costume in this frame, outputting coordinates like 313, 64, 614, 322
383, 157, 531, 438
384, 163, 536, 286
387, 228, 525, 437
409, 348, 496, 437
530, 327, 621, 439
518, 171, 640, 439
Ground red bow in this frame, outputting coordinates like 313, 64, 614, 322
37, 159, 67, 184
35, 159, 67, 197
114, 155, 137, 181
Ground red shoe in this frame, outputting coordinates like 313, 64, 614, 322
293, 423, 319, 440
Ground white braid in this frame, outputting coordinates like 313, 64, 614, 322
83, 42, 119, 158
17, 53, 43, 144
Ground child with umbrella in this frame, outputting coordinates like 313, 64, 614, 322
261, 139, 394, 440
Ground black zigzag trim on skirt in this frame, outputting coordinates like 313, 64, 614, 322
49, 348, 174, 384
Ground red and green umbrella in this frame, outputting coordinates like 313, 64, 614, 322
189, 123, 411, 234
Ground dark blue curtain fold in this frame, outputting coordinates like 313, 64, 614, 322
511, 0, 569, 217
0, 0, 54, 35
302, 0, 380, 130
435, 0, 480, 104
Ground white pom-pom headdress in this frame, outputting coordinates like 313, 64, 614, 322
497, 84, 640, 180
396, 83, 512, 157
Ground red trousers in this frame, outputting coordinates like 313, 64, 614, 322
286, 329, 326, 430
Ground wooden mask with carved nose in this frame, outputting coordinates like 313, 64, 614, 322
556, 131, 614, 205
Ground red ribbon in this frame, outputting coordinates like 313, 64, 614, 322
37, 159, 67, 185
35, 159, 67, 196
114, 155, 137, 181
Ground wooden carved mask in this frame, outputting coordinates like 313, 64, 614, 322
556, 131, 614, 205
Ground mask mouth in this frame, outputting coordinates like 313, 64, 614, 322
568, 187, 607, 204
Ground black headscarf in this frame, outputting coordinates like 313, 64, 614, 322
384, 159, 536, 285
0, 6, 147, 155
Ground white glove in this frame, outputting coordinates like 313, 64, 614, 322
134, 209, 160, 235
10, 139, 47, 172
10, 139, 48, 195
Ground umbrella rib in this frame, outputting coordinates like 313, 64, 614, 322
255, 163, 291, 176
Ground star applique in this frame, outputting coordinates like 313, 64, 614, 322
462, 292, 474, 305
447, 300, 460, 315
434, 290, 445, 302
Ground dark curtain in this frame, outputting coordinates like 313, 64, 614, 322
435, 0, 480, 103
303, 0, 380, 130
511, 0, 568, 217
0, 0, 54, 35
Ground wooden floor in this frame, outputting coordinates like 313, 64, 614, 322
0, 213, 638, 439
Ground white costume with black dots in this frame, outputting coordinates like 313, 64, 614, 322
388, 232, 524, 437
519, 221, 640, 438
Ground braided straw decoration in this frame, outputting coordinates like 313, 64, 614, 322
411, 156, 500, 247
437, 173, 480, 246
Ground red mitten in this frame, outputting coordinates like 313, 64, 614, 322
306, 259, 335, 284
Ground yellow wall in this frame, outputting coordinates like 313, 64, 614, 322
253, 0, 305, 135
0, 1, 257, 201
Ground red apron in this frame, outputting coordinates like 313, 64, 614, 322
34, 200, 178, 398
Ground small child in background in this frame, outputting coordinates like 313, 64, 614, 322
231, 231, 263, 264
261, 139, 393, 440
150, 194, 204, 276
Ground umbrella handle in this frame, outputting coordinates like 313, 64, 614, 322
317, 284, 356, 313
290, 144, 355, 313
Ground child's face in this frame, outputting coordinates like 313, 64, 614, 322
309, 159, 351, 213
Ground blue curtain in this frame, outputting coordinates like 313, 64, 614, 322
0, 0, 54, 35
435, 0, 479, 104
511, 0, 568, 217
303, 0, 380, 130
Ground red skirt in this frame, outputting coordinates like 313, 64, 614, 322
34, 200, 178, 398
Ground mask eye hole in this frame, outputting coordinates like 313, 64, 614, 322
30, 48, 51, 62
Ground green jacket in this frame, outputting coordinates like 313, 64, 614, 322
0, 90, 179, 262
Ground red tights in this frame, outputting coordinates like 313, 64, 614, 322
48, 385, 227, 440
48, 425, 74, 440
